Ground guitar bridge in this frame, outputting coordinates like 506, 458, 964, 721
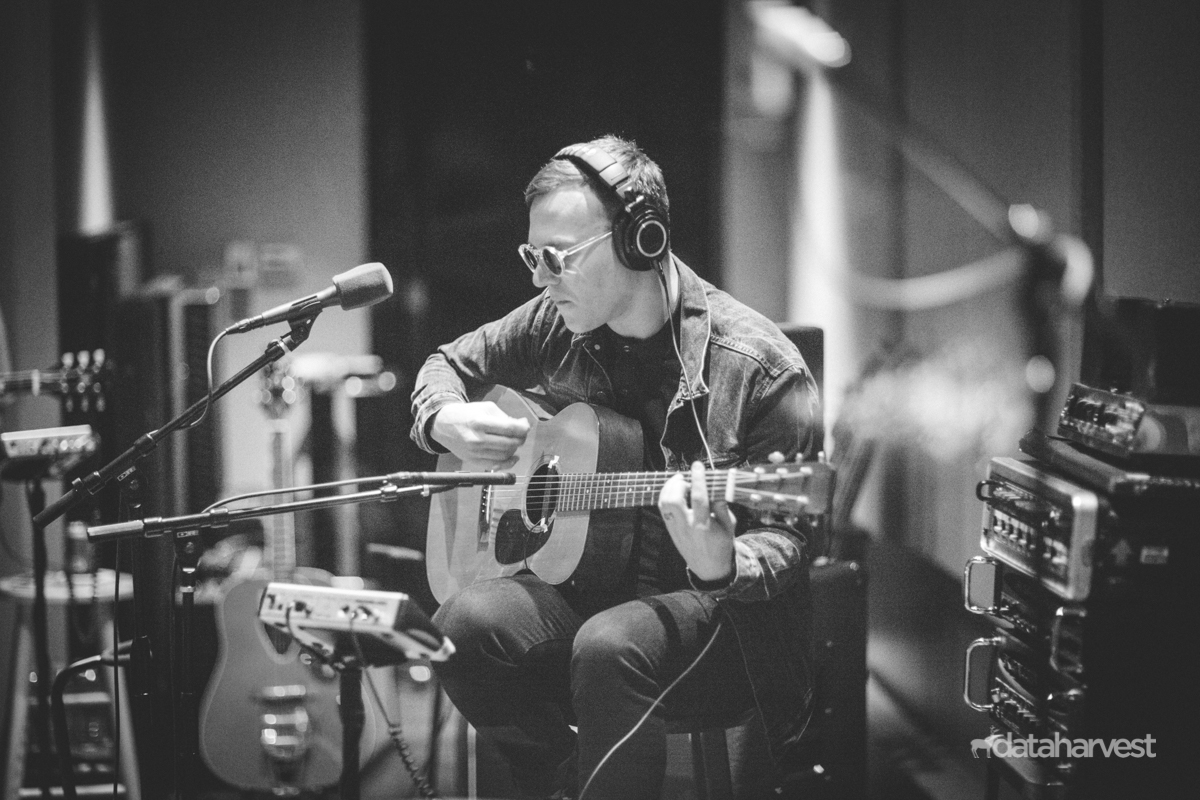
477, 486, 494, 551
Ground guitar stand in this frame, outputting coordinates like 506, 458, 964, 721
23, 477, 56, 800
173, 528, 204, 800
337, 661, 367, 800
50, 644, 132, 800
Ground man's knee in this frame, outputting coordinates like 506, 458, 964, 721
431, 584, 509, 664
572, 611, 645, 679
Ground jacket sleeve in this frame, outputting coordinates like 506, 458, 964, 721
688, 364, 822, 602
410, 293, 550, 454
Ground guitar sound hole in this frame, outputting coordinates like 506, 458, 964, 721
524, 462, 561, 524
494, 462, 560, 565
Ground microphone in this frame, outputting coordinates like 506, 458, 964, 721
226, 262, 394, 334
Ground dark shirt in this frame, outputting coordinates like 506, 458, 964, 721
594, 321, 687, 596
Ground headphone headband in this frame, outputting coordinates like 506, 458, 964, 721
554, 144, 635, 200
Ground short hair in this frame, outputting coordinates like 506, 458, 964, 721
524, 135, 670, 224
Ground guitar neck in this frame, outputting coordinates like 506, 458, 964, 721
556, 471, 728, 512
0, 369, 69, 396
264, 419, 296, 578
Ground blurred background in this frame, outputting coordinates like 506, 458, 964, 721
2, 1, 1198, 798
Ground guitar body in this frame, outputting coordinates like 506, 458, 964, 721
426, 386, 642, 603
425, 385, 834, 605
198, 568, 365, 792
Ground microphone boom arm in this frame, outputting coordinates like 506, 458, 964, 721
86, 470, 512, 543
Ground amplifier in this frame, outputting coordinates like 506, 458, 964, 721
0, 424, 99, 480
257, 583, 454, 667
977, 458, 1102, 601
964, 562, 1084, 678
980, 456, 1188, 603
1058, 383, 1200, 463
966, 631, 1085, 742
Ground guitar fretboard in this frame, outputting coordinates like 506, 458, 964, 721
0, 370, 71, 395
554, 472, 735, 512
264, 417, 296, 579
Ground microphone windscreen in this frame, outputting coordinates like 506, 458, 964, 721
334, 262, 393, 309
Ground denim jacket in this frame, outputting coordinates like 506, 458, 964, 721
411, 256, 822, 771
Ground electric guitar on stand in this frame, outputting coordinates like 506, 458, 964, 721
425, 385, 835, 603
198, 363, 382, 794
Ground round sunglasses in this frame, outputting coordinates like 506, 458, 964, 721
518, 230, 613, 275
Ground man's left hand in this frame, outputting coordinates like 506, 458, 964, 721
659, 460, 737, 583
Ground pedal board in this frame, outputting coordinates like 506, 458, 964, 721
257, 583, 455, 666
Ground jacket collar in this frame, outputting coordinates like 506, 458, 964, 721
570, 254, 711, 400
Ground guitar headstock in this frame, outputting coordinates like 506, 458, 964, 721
728, 461, 836, 524
260, 362, 297, 420
58, 350, 110, 414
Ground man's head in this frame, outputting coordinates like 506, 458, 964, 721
522, 136, 674, 337
526, 136, 670, 272
526, 135, 669, 217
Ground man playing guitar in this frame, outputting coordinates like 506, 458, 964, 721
411, 136, 822, 799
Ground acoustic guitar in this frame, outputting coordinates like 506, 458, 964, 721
198, 363, 383, 794
425, 385, 834, 603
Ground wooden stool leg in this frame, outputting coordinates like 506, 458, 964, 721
3, 605, 34, 798
689, 729, 733, 800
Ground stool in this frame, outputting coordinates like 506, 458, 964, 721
0, 570, 139, 799
665, 709, 755, 800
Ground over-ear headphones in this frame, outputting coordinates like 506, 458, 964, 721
553, 144, 670, 272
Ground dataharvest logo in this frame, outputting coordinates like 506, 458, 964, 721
971, 733, 1157, 759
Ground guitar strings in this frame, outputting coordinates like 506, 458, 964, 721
485, 473, 811, 491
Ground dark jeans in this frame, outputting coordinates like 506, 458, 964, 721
432, 573, 757, 799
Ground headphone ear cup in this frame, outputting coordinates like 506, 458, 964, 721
614, 197, 670, 271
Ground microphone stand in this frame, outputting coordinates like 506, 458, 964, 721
30, 313, 319, 800
86, 473, 488, 800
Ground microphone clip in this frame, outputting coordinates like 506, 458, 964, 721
227, 296, 326, 335
275, 309, 319, 351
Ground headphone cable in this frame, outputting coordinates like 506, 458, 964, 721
656, 260, 715, 470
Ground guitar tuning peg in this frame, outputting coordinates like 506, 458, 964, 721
61, 352, 75, 368
78, 350, 90, 368
93, 348, 106, 366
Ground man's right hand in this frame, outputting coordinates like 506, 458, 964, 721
429, 401, 531, 467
